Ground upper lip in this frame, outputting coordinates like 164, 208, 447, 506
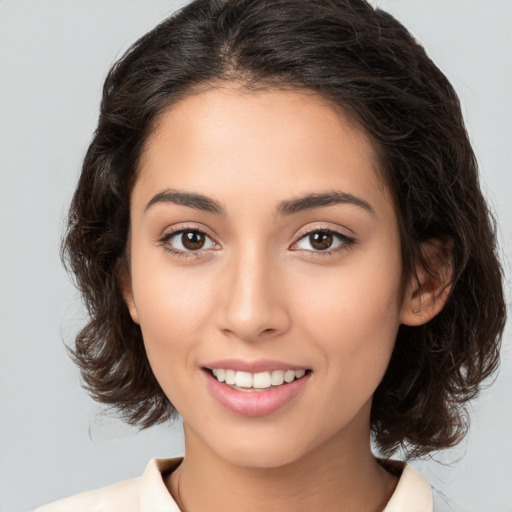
203, 359, 309, 373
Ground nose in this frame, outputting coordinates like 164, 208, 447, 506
217, 245, 290, 343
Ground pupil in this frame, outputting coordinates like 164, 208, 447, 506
182, 231, 205, 250
310, 232, 333, 250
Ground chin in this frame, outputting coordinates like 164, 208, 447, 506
198, 419, 339, 470
221, 442, 307, 469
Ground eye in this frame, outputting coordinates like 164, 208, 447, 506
292, 229, 355, 254
159, 228, 217, 255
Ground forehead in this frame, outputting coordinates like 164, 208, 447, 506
144, 85, 377, 163
135, 86, 393, 218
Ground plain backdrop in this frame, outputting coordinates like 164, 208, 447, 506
1, 1, 510, 511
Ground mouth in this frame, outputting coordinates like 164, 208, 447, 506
207, 368, 309, 392
202, 364, 312, 417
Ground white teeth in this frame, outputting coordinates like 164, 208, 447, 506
225, 369, 236, 385
271, 370, 284, 386
253, 372, 272, 389
211, 368, 307, 389
295, 369, 306, 379
235, 371, 253, 388
284, 370, 295, 383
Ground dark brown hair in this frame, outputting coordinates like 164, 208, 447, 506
62, 0, 506, 458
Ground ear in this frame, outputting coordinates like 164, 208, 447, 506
400, 238, 453, 326
116, 258, 140, 325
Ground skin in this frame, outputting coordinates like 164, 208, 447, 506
121, 86, 449, 511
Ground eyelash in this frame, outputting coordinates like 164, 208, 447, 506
292, 227, 357, 256
157, 226, 217, 259
157, 226, 356, 259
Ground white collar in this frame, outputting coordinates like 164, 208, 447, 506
382, 464, 433, 512
140, 458, 433, 512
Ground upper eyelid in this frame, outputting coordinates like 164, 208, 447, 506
158, 225, 348, 238
292, 229, 354, 247
289, 229, 356, 258
159, 224, 216, 241
295, 220, 355, 237
294, 225, 353, 241
158, 228, 218, 258
158, 224, 354, 251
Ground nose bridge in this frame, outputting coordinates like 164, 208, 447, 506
219, 241, 289, 341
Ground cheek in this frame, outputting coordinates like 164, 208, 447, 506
129, 253, 217, 374
130, 268, 218, 416
293, 250, 402, 376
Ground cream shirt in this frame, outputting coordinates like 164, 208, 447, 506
34, 458, 433, 512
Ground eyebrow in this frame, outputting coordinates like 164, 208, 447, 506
276, 190, 375, 216
145, 189, 226, 215
145, 188, 374, 216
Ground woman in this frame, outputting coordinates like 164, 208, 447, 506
35, 0, 506, 510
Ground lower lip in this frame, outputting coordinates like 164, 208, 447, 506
204, 370, 310, 417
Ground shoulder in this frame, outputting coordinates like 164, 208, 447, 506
382, 463, 433, 512
34, 458, 182, 512
34, 476, 139, 512
34, 477, 140, 512
383, 462, 467, 512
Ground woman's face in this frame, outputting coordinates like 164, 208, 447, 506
123, 86, 410, 468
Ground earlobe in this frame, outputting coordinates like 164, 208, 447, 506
116, 258, 140, 325
400, 238, 453, 326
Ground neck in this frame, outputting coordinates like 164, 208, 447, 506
166, 417, 398, 512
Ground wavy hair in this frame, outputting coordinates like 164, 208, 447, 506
62, 0, 506, 457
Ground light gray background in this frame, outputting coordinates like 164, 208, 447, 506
1, 1, 510, 511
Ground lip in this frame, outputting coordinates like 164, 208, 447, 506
203, 358, 308, 373
203, 367, 311, 417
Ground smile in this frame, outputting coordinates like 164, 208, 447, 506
204, 364, 311, 417
211, 368, 307, 391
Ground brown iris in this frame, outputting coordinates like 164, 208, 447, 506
181, 231, 206, 250
309, 231, 333, 250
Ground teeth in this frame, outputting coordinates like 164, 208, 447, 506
211, 368, 307, 389
225, 369, 236, 385
271, 370, 284, 386
253, 372, 272, 389
235, 371, 252, 388
284, 370, 295, 383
